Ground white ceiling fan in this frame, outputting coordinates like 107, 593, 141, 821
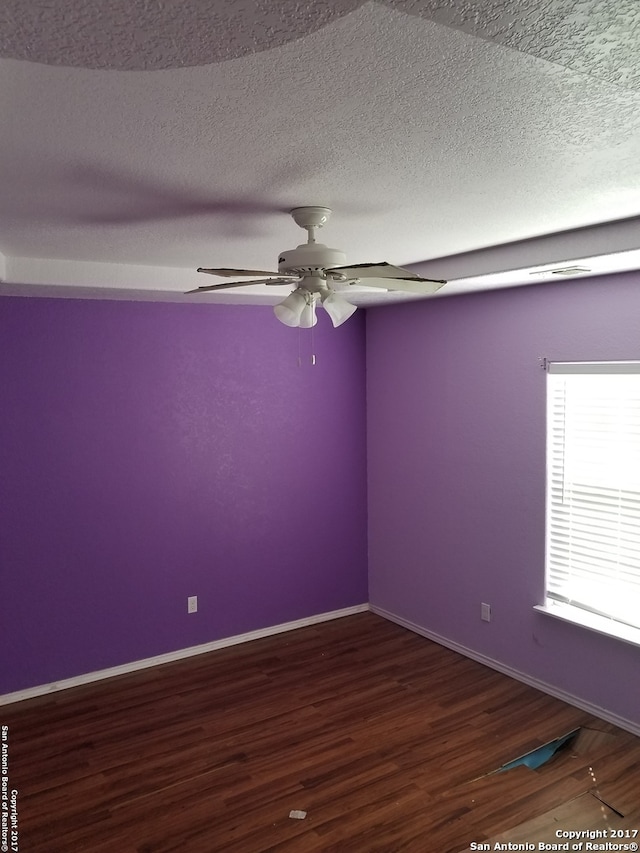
188, 206, 446, 327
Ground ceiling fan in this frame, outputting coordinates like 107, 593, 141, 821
188, 206, 446, 327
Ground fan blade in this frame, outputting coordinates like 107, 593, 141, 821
328, 262, 432, 280
342, 277, 446, 295
187, 277, 296, 293
327, 261, 446, 284
197, 267, 285, 277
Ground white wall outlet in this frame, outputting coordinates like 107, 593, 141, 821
187, 595, 198, 614
481, 602, 491, 622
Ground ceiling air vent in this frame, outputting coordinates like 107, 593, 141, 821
529, 266, 591, 277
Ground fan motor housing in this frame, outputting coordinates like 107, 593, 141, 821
278, 243, 346, 275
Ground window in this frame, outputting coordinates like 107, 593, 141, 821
541, 361, 640, 643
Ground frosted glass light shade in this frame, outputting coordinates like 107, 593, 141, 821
273, 290, 307, 326
321, 292, 357, 327
298, 300, 317, 328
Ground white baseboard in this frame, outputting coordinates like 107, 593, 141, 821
0, 603, 369, 706
370, 603, 640, 739
8, 600, 637, 739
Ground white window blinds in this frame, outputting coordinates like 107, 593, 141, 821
546, 362, 640, 631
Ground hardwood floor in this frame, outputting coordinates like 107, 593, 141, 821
2, 613, 639, 852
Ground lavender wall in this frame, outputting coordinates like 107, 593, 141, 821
367, 272, 640, 727
0, 296, 368, 694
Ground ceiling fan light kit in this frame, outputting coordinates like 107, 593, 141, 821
321, 290, 358, 327
190, 207, 447, 327
273, 289, 311, 327
298, 300, 317, 328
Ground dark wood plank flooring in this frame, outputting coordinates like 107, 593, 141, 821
2, 612, 639, 852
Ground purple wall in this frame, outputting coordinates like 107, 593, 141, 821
0, 296, 368, 694
367, 272, 640, 727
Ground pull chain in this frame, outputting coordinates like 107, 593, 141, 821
296, 327, 317, 366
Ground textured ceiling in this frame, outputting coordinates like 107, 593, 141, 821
1, 0, 639, 304
3, 0, 639, 88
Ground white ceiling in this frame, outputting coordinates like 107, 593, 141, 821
1, 0, 639, 306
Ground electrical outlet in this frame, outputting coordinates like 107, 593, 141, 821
481, 602, 491, 622
187, 595, 198, 614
